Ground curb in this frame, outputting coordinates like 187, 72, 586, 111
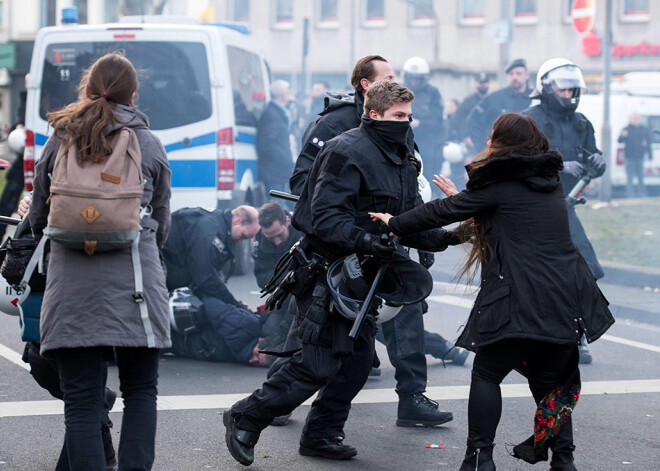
601, 261, 660, 289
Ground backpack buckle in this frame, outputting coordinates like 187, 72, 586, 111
133, 291, 145, 303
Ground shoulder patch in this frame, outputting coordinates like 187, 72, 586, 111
324, 151, 349, 176
212, 236, 225, 253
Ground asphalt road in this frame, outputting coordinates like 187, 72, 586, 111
0, 246, 658, 471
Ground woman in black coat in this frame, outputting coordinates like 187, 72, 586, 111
370, 113, 614, 471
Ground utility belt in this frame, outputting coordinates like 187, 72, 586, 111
262, 235, 331, 311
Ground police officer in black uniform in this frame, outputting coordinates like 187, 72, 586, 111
162, 205, 265, 365
467, 58, 533, 152
523, 58, 607, 364
224, 81, 459, 466
289, 55, 458, 428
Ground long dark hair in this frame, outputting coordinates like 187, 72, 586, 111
47, 52, 139, 163
457, 113, 550, 283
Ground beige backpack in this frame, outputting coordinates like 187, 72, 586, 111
45, 127, 145, 256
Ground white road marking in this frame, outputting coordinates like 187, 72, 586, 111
601, 334, 660, 353
0, 343, 28, 371
1, 379, 659, 418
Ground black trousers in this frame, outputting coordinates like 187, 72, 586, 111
378, 302, 427, 397
467, 339, 578, 451
233, 315, 375, 440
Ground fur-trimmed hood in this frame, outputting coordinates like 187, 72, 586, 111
465, 151, 564, 193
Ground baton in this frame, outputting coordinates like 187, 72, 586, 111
0, 215, 21, 226
269, 190, 299, 202
349, 261, 388, 340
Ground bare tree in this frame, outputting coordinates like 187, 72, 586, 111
121, 0, 168, 16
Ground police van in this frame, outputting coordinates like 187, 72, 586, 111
24, 15, 271, 211
578, 72, 660, 189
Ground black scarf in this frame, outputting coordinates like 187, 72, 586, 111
361, 116, 411, 147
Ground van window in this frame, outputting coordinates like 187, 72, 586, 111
646, 116, 660, 144
39, 41, 212, 130
227, 45, 266, 126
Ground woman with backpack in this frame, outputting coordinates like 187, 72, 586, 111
29, 52, 171, 470
370, 113, 614, 470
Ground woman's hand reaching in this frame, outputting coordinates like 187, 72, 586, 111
369, 212, 393, 226
433, 174, 459, 197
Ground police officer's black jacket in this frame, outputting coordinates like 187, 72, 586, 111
292, 119, 455, 258
289, 92, 364, 196
162, 208, 242, 307
388, 151, 614, 351
524, 101, 600, 197
451, 91, 486, 142
252, 225, 301, 289
467, 85, 533, 152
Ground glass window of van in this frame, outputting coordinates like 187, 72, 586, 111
39, 42, 212, 130
227, 46, 266, 127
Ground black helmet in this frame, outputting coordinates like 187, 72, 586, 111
327, 253, 433, 324
169, 288, 204, 334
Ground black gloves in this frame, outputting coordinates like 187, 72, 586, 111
586, 152, 606, 178
355, 233, 396, 264
298, 283, 328, 344
418, 251, 435, 269
562, 161, 586, 179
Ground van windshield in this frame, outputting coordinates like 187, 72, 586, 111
39, 41, 212, 130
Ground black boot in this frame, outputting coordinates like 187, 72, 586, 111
299, 435, 357, 459
223, 407, 260, 466
511, 434, 549, 464
550, 445, 577, 470
397, 392, 453, 427
459, 445, 496, 471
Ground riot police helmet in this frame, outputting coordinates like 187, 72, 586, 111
403, 56, 431, 87
327, 252, 433, 324
531, 58, 587, 113
169, 288, 205, 334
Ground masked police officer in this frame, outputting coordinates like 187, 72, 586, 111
288, 54, 459, 428
162, 205, 265, 365
224, 81, 459, 466
524, 58, 607, 364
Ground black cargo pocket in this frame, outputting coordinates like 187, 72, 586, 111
476, 283, 511, 334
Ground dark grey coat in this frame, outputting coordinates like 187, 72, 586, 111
30, 105, 172, 354
389, 151, 615, 351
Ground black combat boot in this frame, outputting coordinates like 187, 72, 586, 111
299, 435, 358, 459
223, 407, 260, 466
550, 445, 577, 470
445, 346, 470, 366
396, 392, 453, 427
459, 445, 496, 471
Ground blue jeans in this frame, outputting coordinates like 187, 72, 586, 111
54, 347, 160, 471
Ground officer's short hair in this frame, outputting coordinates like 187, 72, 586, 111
364, 80, 414, 117
232, 205, 257, 225
258, 201, 287, 228
351, 55, 388, 94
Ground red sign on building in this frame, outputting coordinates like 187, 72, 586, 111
572, 0, 596, 34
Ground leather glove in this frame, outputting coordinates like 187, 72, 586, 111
355, 233, 395, 264
561, 161, 586, 179
586, 152, 606, 178
418, 251, 435, 269
298, 284, 328, 344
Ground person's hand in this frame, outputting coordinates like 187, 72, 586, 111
620, 129, 629, 138
369, 212, 393, 226
17, 196, 31, 218
356, 233, 396, 263
433, 174, 459, 196
586, 152, 606, 178
248, 341, 270, 367
418, 251, 435, 269
562, 161, 586, 179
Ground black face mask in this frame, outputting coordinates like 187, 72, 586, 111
362, 116, 411, 147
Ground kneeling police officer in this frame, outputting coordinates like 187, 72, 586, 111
223, 80, 459, 466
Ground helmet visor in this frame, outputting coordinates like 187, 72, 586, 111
543, 66, 587, 93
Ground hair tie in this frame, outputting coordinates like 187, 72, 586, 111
99, 93, 107, 99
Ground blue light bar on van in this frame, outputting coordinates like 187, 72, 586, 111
62, 7, 79, 24
203, 22, 252, 35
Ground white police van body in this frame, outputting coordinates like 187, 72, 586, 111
24, 17, 270, 211
578, 72, 660, 188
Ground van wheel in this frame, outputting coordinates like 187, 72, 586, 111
233, 238, 253, 276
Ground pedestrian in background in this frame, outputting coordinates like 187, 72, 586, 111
29, 52, 172, 470
370, 113, 614, 471
257, 80, 294, 197
618, 112, 654, 198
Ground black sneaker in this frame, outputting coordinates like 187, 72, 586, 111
271, 413, 292, 426
397, 393, 453, 427
223, 408, 259, 466
299, 435, 357, 460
